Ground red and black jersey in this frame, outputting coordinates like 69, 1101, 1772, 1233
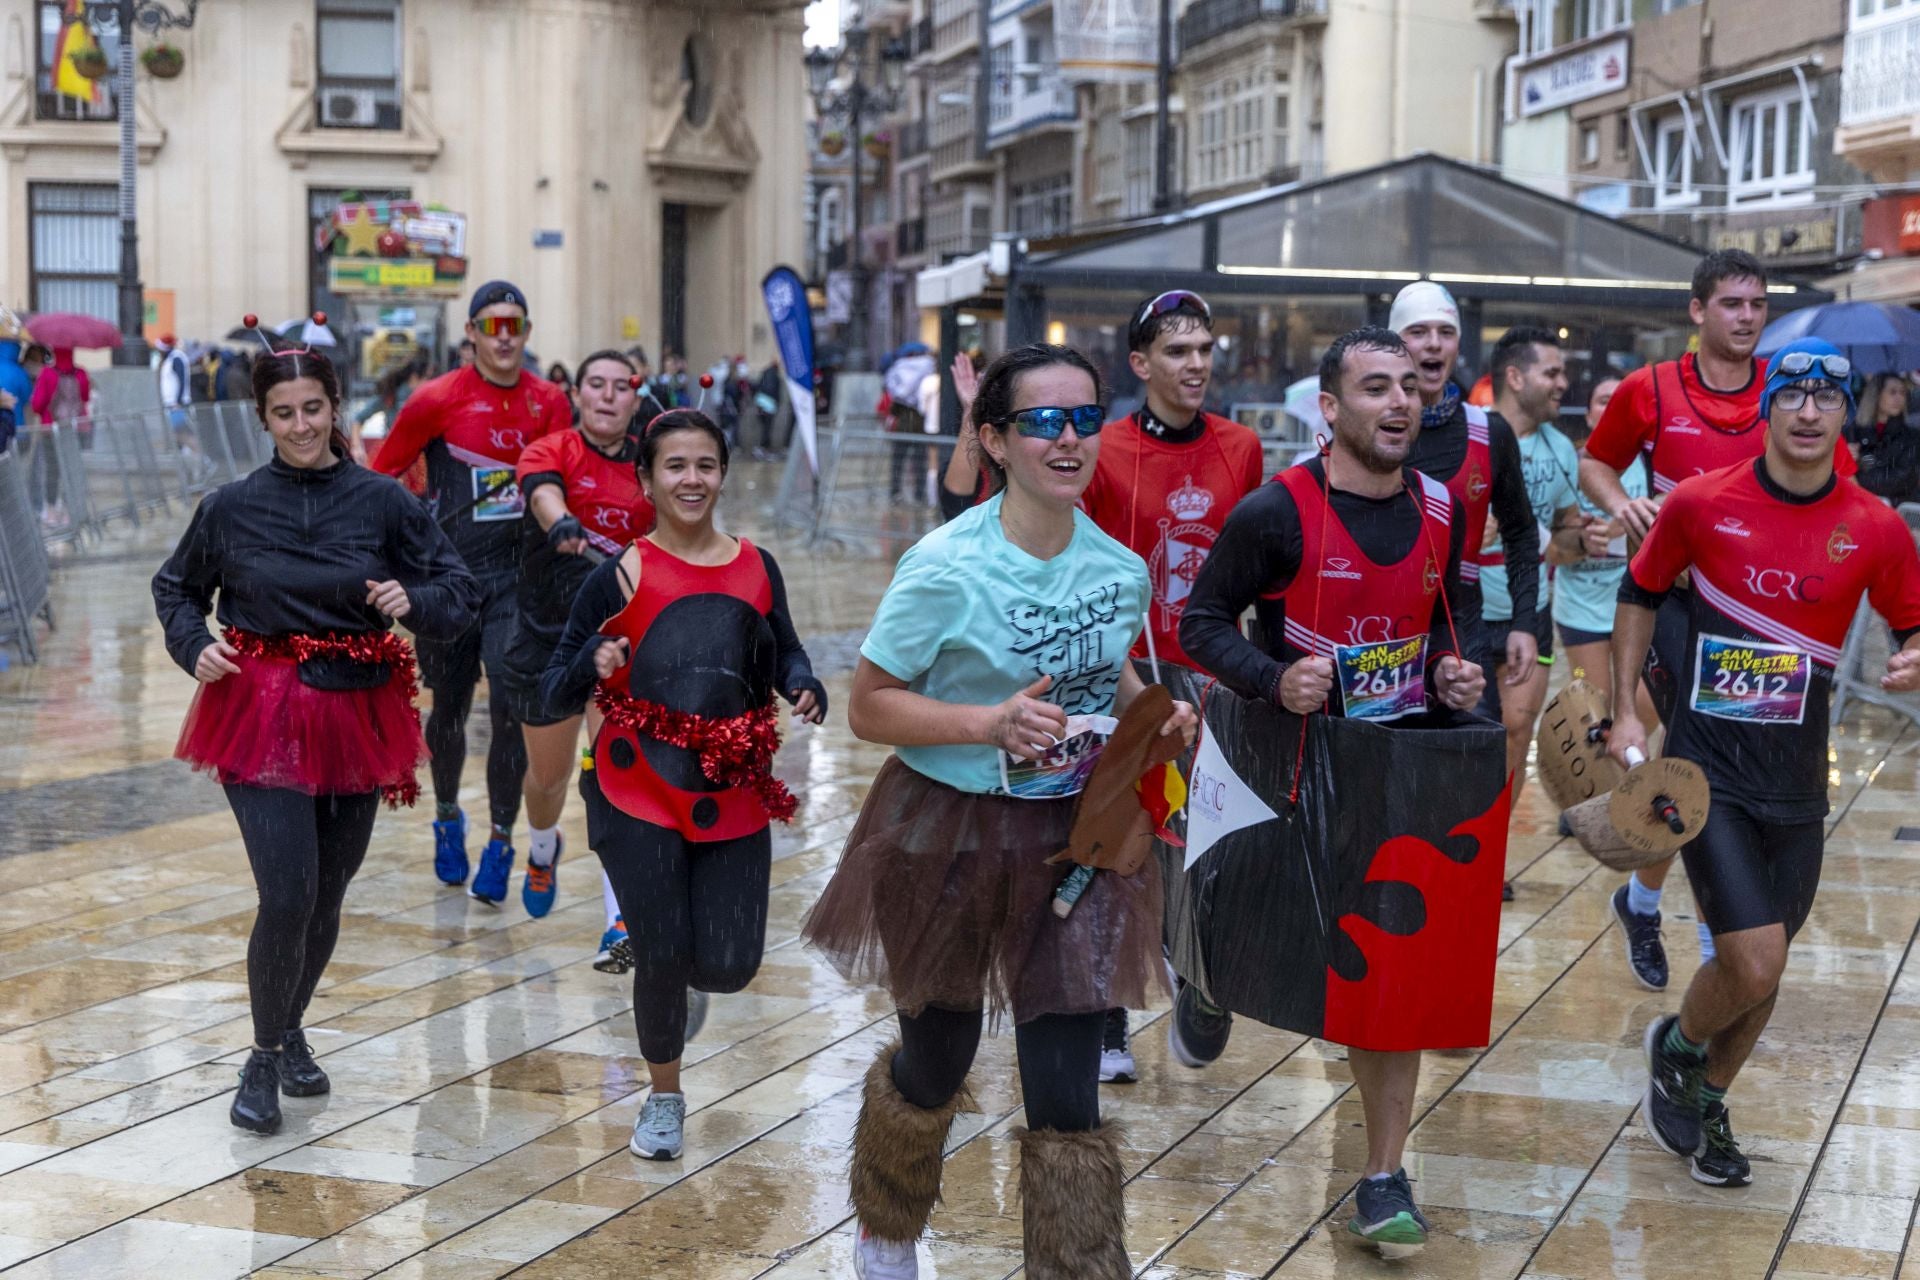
371, 366, 571, 576
1624, 459, 1920, 819
514, 430, 655, 635
1588, 354, 1856, 497
1079, 412, 1264, 669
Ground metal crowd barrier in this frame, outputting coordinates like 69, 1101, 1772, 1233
1830, 501, 1920, 732
0, 450, 54, 663
17, 399, 265, 549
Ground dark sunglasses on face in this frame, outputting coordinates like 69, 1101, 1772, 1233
1774, 350, 1850, 381
473, 314, 529, 338
1004, 404, 1107, 440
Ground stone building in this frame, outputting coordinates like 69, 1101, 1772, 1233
0, 0, 809, 377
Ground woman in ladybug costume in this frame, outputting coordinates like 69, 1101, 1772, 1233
153, 326, 478, 1136
542, 409, 825, 1162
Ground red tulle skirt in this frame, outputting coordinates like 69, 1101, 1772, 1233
175, 654, 427, 805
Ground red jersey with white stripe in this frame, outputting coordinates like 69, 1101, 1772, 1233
1588, 354, 1855, 497
1626, 459, 1920, 818
1437, 405, 1493, 583
1272, 464, 1452, 673
514, 430, 655, 634
372, 366, 571, 575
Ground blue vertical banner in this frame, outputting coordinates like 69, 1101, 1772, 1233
761, 266, 819, 474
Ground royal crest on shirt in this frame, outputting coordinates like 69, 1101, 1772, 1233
1466, 467, 1489, 502
1827, 523, 1859, 563
1149, 513, 1217, 628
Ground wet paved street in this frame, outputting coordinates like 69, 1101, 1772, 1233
4, 460, 1920, 1278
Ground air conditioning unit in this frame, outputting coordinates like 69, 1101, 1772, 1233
322, 88, 379, 127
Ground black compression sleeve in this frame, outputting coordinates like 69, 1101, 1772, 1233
1486, 418, 1541, 637
151, 491, 223, 674
541, 557, 626, 715
759, 548, 824, 711
388, 488, 480, 641
1180, 481, 1303, 701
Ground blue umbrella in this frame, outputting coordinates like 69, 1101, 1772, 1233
1757, 301, 1920, 375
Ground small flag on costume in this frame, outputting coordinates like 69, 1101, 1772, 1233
54, 1, 107, 107
1136, 760, 1187, 846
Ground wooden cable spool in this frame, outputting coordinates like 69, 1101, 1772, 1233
1535, 678, 1625, 812
1564, 745, 1711, 871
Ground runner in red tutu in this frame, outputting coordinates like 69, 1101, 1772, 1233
152, 326, 478, 1136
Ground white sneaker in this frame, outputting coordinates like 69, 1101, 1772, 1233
1099, 1007, 1136, 1084
629, 1091, 685, 1160
852, 1221, 919, 1279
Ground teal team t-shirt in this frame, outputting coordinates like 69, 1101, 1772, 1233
860, 492, 1152, 795
1480, 421, 1580, 624
1553, 452, 1650, 636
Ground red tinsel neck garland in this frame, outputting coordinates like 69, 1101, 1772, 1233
223, 627, 422, 809
592, 685, 797, 823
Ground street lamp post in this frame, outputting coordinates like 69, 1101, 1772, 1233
806, 24, 908, 374
83, 0, 199, 367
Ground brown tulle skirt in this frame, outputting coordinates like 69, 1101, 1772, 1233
801, 756, 1167, 1027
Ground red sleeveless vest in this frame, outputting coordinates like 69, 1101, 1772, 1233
1647, 357, 1764, 496
1439, 405, 1493, 584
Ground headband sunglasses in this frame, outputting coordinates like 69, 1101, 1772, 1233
1132, 290, 1211, 337
1005, 404, 1106, 440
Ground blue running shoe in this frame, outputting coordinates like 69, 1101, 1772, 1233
594, 919, 632, 973
432, 810, 469, 886
522, 835, 562, 918
470, 837, 514, 906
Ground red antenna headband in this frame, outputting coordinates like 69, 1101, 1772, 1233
242, 311, 329, 358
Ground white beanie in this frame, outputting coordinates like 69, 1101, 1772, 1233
1389, 281, 1460, 334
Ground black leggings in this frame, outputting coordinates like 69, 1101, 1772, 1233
223, 785, 379, 1048
1680, 800, 1825, 939
892, 1004, 1104, 1133
424, 675, 525, 832
592, 802, 773, 1064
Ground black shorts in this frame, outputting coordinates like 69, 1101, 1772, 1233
1471, 616, 1553, 721
1680, 800, 1824, 939
1557, 621, 1611, 649
1641, 589, 1690, 728
497, 615, 584, 727
415, 571, 516, 700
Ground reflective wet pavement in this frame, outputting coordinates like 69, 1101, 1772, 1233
3, 460, 1920, 1278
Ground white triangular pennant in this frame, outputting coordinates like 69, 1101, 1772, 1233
1183, 721, 1280, 871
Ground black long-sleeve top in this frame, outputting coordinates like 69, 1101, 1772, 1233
1179, 458, 1469, 704
540, 544, 825, 720
152, 455, 480, 675
1407, 402, 1539, 639
1844, 418, 1920, 509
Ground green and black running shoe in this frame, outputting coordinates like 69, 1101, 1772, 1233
1642, 1015, 1707, 1158
1348, 1169, 1430, 1258
1690, 1103, 1753, 1187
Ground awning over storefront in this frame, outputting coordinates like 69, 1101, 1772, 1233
1819, 256, 1920, 306
1011, 152, 1827, 322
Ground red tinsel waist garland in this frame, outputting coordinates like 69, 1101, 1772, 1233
592, 684, 797, 823
222, 627, 423, 808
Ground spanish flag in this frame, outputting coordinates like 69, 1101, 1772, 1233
53, 1, 107, 108
1136, 760, 1187, 847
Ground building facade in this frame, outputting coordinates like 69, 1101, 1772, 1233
0, 0, 810, 376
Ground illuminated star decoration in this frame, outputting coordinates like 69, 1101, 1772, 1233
337, 206, 385, 257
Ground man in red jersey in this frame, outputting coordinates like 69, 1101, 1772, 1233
1076, 290, 1263, 1085
374, 281, 571, 901
1579, 250, 1856, 991
1613, 338, 1920, 1190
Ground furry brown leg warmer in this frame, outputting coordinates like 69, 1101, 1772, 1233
848, 1042, 969, 1243
1017, 1122, 1131, 1279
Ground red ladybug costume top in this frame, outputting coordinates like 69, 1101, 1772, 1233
540, 537, 825, 841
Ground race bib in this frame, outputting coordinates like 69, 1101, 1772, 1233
1690, 635, 1810, 724
997, 714, 1115, 799
1335, 637, 1427, 722
471, 465, 523, 522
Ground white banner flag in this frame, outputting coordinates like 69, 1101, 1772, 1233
1183, 721, 1279, 871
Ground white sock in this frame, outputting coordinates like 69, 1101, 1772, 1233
1697, 920, 1716, 961
527, 825, 560, 867
602, 871, 621, 929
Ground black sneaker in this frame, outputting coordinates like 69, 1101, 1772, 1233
1611, 885, 1670, 991
1099, 1007, 1136, 1084
1642, 1015, 1706, 1158
1168, 980, 1232, 1067
280, 1029, 330, 1097
1691, 1103, 1753, 1187
1502, 880, 1516, 902
1347, 1169, 1430, 1257
230, 1049, 282, 1135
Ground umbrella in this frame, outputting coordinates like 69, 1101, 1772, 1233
1757, 301, 1920, 376
277, 317, 339, 348
22, 312, 121, 350
1283, 374, 1325, 428
895, 341, 931, 357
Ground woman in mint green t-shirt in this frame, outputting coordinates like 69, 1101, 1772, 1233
806, 344, 1196, 1279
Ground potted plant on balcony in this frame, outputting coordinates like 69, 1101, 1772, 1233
141, 43, 184, 79
863, 130, 892, 161
71, 46, 110, 80
819, 129, 847, 157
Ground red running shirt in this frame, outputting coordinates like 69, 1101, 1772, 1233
372, 366, 571, 573
514, 430, 655, 633
1079, 413, 1264, 669
1588, 354, 1855, 496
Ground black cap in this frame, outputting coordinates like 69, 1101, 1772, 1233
468, 280, 529, 319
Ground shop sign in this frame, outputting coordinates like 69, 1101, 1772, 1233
1709, 214, 1837, 261
328, 258, 462, 294
1518, 35, 1629, 118
1862, 195, 1920, 257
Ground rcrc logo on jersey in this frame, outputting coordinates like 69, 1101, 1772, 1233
1466, 468, 1489, 502
490, 428, 527, 453
1743, 566, 1825, 603
1319, 556, 1364, 581
1166, 475, 1215, 521
592, 506, 634, 533
1343, 614, 1416, 644
1713, 515, 1753, 538
1827, 523, 1859, 563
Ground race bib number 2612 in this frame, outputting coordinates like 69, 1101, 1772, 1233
1690, 634, 1810, 724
